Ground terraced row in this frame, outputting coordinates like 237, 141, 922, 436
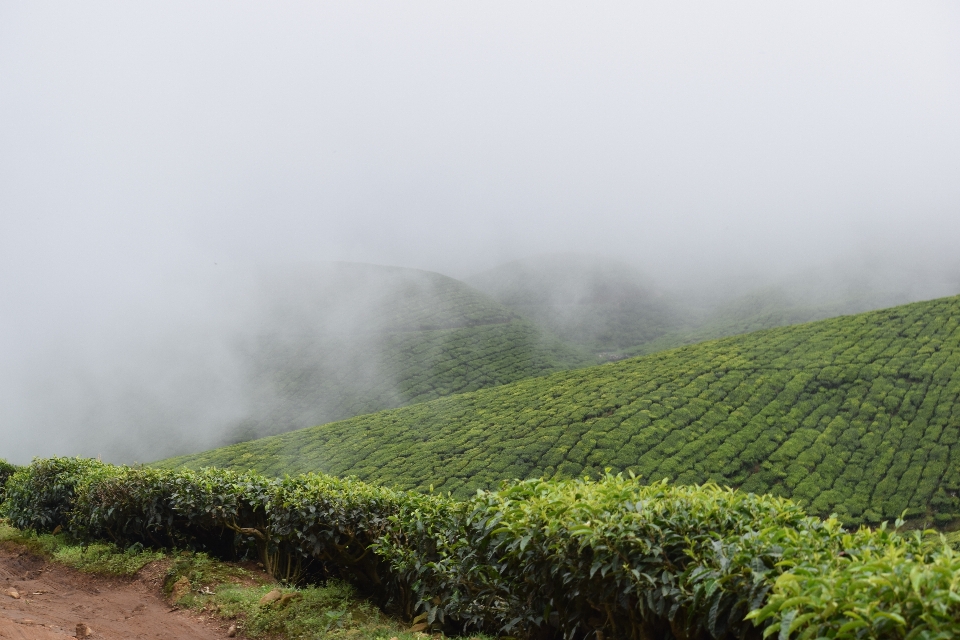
166, 295, 960, 527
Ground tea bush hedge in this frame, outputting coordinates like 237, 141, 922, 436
163, 295, 960, 527
3, 457, 109, 531
4, 457, 960, 639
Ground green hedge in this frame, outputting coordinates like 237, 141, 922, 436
3, 457, 960, 639
3, 457, 108, 531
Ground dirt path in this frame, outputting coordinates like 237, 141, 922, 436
0, 545, 229, 639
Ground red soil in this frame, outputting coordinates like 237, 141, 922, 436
0, 544, 230, 639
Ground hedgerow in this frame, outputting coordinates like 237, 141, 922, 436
2, 456, 109, 531
166, 295, 960, 526
4, 457, 960, 639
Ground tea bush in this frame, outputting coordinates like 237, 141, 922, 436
0, 459, 21, 503
71, 465, 271, 557
2, 457, 109, 531
163, 295, 960, 526
6, 457, 960, 639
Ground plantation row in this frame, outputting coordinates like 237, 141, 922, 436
232, 319, 589, 440
5, 457, 960, 639
169, 295, 960, 527
381, 319, 591, 401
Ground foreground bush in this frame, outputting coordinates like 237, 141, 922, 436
2, 457, 959, 639
0, 459, 21, 504
2, 457, 108, 531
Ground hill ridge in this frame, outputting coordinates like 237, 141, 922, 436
217, 261, 591, 444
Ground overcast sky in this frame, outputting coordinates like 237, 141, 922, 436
1, 2, 959, 461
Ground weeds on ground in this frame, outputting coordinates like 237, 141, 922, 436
175, 577, 427, 640
163, 550, 259, 593
0, 520, 162, 575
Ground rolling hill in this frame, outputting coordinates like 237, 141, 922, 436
466, 254, 960, 360
465, 254, 689, 356
624, 285, 928, 358
223, 262, 591, 443
161, 294, 960, 527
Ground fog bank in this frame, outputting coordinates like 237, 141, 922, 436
1, 2, 958, 461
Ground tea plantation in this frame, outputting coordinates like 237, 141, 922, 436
466, 254, 689, 354
224, 263, 592, 442
163, 295, 960, 527
237, 318, 592, 440
10, 457, 960, 638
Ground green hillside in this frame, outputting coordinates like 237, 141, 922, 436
626, 286, 924, 357
466, 254, 689, 356
466, 254, 955, 360
224, 262, 591, 443
163, 295, 960, 527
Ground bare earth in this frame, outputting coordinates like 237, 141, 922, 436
0, 545, 228, 639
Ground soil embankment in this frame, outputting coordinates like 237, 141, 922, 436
0, 545, 225, 639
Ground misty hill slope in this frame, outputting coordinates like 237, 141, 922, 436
467, 254, 960, 361
626, 285, 934, 358
466, 254, 689, 355
229, 262, 592, 442
162, 294, 960, 527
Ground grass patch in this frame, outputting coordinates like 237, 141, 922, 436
177, 579, 434, 640
0, 520, 162, 575
163, 550, 260, 593
167, 552, 469, 639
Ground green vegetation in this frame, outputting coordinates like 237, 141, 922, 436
238, 318, 591, 441
216, 259, 934, 446
165, 552, 421, 640
466, 254, 689, 355
181, 579, 417, 640
227, 263, 590, 443
626, 286, 923, 358
5, 457, 960, 639
0, 522, 421, 640
0, 459, 21, 503
0, 521, 163, 575
165, 295, 960, 527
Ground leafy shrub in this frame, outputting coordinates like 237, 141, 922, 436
747, 528, 960, 639
1, 457, 109, 531
377, 477, 817, 639
266, 474, 427, 594
72, 465, 272, 557
0, 459, 22, 503
5, 456, 960, 639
